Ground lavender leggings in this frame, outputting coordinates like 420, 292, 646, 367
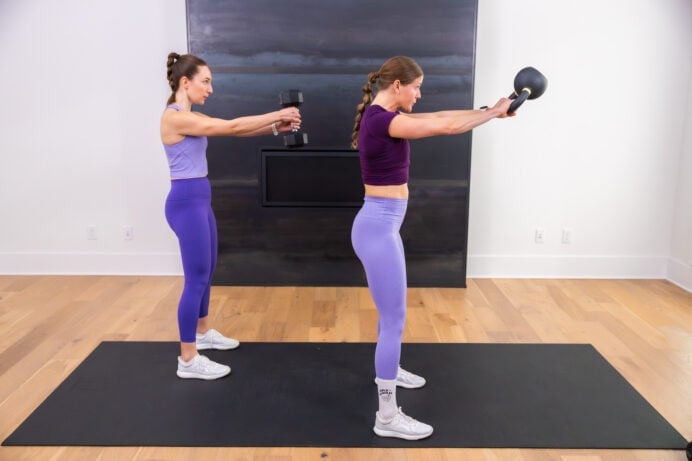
351, 196, 408, 380
165, 177, 217, 343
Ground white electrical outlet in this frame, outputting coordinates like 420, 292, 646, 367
534, 228, 545, 244
562, 228, 573, 244
123, 226, 134, 241
87, 225, 97, 240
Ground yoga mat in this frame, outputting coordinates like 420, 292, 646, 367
3, 342, 687, 449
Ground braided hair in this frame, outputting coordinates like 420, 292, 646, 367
351, 56, 423, 148
166, 52, 208, 105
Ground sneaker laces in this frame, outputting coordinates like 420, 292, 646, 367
393, 408, 419, 428
398, 368, 415, 380
205, 330, 219, 343
195, 355, 216, 372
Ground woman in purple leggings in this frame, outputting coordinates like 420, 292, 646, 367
161, 52, 301, 380
351, 56, 514, 439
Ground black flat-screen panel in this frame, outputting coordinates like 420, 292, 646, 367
261, 149, 363, 207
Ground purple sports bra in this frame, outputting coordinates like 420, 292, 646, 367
162, 104, 208, 179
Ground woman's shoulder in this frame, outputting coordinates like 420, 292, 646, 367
366, 104, 389, 114
365, 104, 399, 119
365, 104, 400, 125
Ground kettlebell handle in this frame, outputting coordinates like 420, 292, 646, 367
508, 88, 531, 114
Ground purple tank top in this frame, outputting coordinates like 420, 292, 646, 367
163, 104, 208, 179
357, 104, 410, 186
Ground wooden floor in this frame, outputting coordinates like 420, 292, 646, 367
0, 276, 689, 461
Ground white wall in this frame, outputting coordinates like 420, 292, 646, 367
0, 0, 690, 290
0, 0, 187, 274
470, 0, 692, 290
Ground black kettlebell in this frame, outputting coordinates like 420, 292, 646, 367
508, 66, 548, 114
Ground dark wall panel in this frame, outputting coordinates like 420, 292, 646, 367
187, 0, 478, 286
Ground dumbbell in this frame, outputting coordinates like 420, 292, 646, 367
507, 66, 548, 114
279, 89, 308, 148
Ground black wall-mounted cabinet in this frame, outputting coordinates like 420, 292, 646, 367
187, 0, 478, 287
260, 148, 363, 207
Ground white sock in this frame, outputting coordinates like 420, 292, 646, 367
375, 377, 398, 421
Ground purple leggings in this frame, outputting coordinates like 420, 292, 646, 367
351, 196, 408, 380
165, 177, 217, 343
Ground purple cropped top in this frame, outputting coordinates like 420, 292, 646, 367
163, 104, 208, 179
357, 104, 410, 186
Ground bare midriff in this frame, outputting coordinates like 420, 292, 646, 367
364, 183, 409, 200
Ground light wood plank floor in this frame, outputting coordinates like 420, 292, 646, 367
0, 276, 689, 461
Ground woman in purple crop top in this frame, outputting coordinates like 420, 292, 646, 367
161, 52, 301, 380
351, 56, 514, 440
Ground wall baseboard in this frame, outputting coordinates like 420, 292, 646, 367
467, 254, 669, 279
666, 257, 692, 293
1, 252, 689, 294
0, 252, 182, 276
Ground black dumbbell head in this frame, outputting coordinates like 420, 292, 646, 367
283, 132, 308, 148
280, 90, 303, 107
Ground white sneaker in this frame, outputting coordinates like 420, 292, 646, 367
196, 328, 240, 350
176, 354, 231, 380
374, 366, 426, 389
395, 366, 426, 389
373, 407, 433, 440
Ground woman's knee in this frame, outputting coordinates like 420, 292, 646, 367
379, 309, 406, 338
183, 274, 210, 296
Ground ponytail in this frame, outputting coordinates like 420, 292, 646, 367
351, 72, 378, 149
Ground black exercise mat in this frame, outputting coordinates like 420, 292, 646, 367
3, 342, 687, 449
